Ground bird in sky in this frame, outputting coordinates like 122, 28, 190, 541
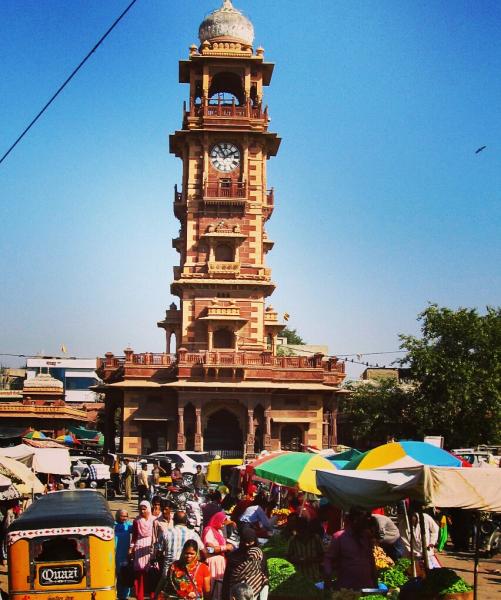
475, 145, 487, 154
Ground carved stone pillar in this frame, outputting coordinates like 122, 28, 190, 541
177, 406, 186, 450
322, 418, 329, 449
264, 408, 272, 451
208, 328, 214, 352
195, 407, 202, 451
246, 408, 255, 455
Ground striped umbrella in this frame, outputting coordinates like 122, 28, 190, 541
253, 451, 338, 495
343, 441, 462, 470
55, 433, 81, 446
23, 430, 47, 440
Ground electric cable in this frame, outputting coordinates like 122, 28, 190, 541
0, 0, 140, 166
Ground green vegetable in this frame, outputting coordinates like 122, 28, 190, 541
267, 557, 322, 598
440, 579, 473, 595
378, 559, 410, 588
421, 568, 473, 596
394, 558, 411, 572
379, 566, 408, 588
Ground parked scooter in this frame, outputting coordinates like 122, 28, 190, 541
477, 513, 501, 557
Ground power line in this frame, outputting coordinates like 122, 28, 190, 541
0, 0, 140, 166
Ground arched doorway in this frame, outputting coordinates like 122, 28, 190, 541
280, 425, 303, 451
204, 409, 243, 451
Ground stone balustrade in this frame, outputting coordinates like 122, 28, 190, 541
98, 349, 346, 386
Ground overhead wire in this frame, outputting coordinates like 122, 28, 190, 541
0, 0, 140, 166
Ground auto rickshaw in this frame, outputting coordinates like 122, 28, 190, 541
7, 490, 115, 600
206, 457, 243, 488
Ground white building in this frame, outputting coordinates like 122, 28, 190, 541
25, 357, 100, 403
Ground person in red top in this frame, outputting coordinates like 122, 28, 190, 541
160, 539, 211, 600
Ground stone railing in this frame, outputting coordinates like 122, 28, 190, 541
98, 349, 346, 386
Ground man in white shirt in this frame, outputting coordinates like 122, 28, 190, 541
399, 510, 440, 565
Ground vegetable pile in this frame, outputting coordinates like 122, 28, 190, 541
421, 568, 473, 596
267, 557, 322, 598
378, 558, 411, 589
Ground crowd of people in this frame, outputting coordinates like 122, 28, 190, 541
113, 493, 269, 600
112, 475, 451, 600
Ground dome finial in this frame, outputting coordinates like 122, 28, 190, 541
199, 0, 254, 46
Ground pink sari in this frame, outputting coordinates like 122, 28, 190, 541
202, 512, 227, 600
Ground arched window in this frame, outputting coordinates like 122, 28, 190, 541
209, 72, 244, 105
214, 243, 233, 262
213, 328, 234, 349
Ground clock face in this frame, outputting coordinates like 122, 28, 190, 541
210, 142, 241, 172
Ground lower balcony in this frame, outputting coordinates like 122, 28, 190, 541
97, 350, 346, 386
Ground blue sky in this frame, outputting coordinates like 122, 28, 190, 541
1, 0, 500, 378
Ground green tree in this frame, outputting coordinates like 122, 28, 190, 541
281, 327, 305, 345
340, 378, 419, 446
399, 304, 501, 447
341, 305, 501, 448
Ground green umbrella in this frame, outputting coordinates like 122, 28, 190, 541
253, 452, 338, 495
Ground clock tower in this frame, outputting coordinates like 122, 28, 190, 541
99, 1, 346, 457
164, 0, 282, 355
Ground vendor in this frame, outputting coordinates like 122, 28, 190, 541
398, 507, 440, 568
371, 512, 404, 561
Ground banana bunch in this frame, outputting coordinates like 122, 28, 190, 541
373, 544, 394, 569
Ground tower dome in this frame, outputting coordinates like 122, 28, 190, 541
199, 0, 254, 47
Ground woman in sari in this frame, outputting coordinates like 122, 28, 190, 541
160, 539, 211, 599
115, 509, 133, 600
202, 511, 233, 600
131, 500, 156, 600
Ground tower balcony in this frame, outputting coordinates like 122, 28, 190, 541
204, 181, 246, 199
183, 99, 269, 130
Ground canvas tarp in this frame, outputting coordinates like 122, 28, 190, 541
316, 465, 501, 512
0, 456, 44, 495
0, 445, 71, 475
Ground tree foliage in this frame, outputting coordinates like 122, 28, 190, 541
281, 327, 305, 345
341, 378, 419, 446
400, 304, 501, 447
342, 305, 501, 448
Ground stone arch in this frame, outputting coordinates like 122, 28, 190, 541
280, 424, 303, 451
209, 71, 244, 105
204, 408, 243, 451
167, 331, 177, 354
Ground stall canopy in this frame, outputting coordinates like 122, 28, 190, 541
0, 456, 44, 495
68, 425, 101, 440
0, 444, 71, 475
316, 465, 501, 512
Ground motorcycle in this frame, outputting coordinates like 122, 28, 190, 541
477, 513, 501, 557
